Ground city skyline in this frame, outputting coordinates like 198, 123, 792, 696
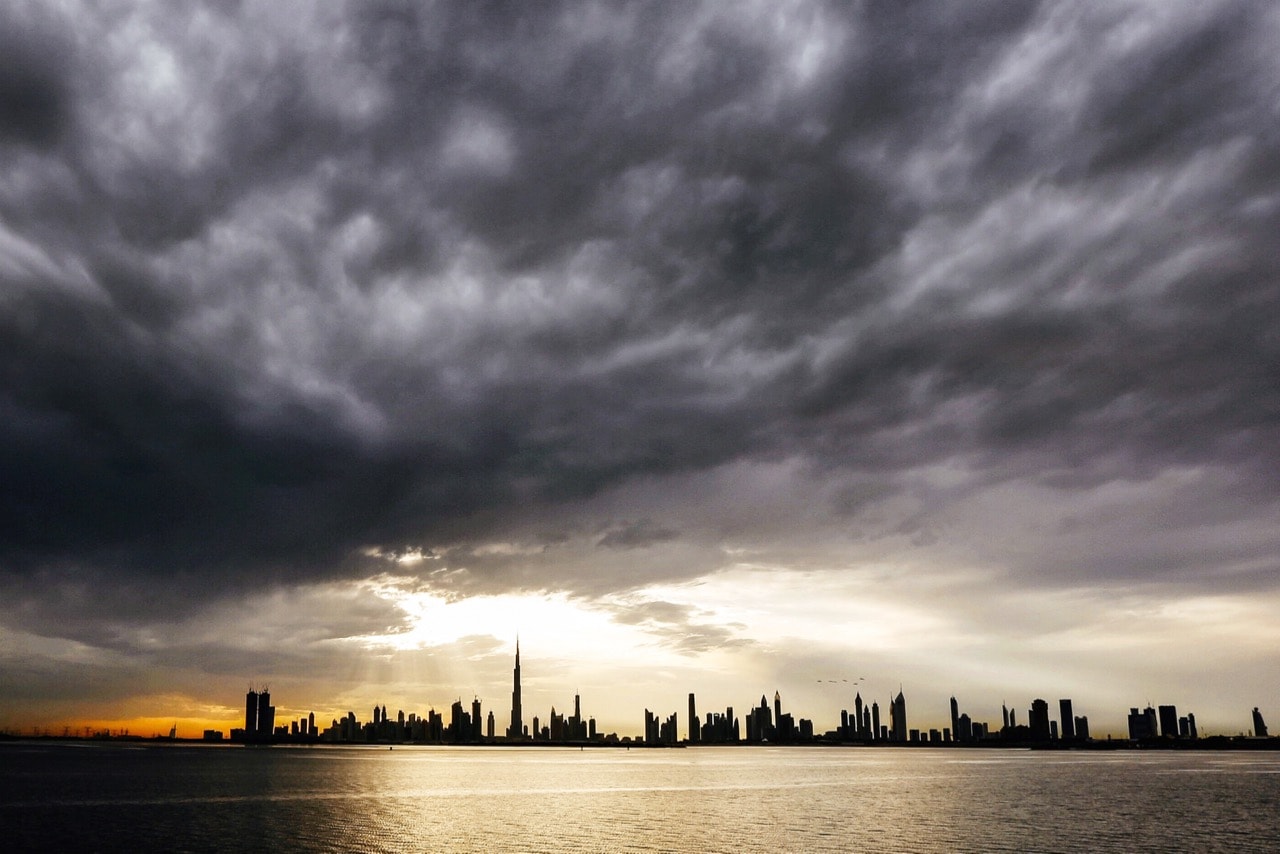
2, 3, 1279, 741
227, 644, 1266, 744
9, 641, 1273, 744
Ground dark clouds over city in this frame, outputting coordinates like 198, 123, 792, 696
1, 1, 1277, 732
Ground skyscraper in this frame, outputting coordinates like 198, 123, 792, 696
244, 687, 258, 740
1059, 699, 1075, 741
569, 692, 587, 740
508, 639, 523, 739
1029, 699, 1050, 741
950, 696, 959, 743
1128, 706, 1158, 740
891, 690, 907, 743
1158, 705, 1178, 738
688, 693, 699, 744
1253, 707, 1269, 738
257, 688, 274, 742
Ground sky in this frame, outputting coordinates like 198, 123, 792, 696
1, 0, 1278, 740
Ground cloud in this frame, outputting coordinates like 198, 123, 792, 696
602, 597, 749, 654
596, 519, 680, 550
0, 0, 1276, 641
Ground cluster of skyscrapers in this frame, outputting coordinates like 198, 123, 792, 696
1128, 705, 1195, 740
234, 640, 605, 745
237, 686, 277, 744
229, 644, 1273, 747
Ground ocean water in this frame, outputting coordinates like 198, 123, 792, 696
2, 742, 1277, 852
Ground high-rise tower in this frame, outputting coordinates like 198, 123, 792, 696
257, 688, 274, 742
1059, 699, 1076, 741
508, 638, 523, 739
891, 690, 907, 742
244, 687, 258, 739
1029, 699, 1051, 740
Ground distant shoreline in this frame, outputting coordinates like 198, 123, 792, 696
4, 733, 1278, 751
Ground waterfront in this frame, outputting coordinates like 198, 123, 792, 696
2, 743, 1277, 852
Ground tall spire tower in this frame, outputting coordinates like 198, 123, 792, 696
508, 637, 523, 739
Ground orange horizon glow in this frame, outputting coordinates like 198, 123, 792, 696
5, 717, 241, 740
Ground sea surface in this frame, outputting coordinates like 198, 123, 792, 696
2, 742, 1278, 852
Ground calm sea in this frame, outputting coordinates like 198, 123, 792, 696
1, 742, 1277, 852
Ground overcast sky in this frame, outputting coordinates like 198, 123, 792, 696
2, 0, 1278, 739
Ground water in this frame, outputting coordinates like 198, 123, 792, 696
2, 743, 1278, 852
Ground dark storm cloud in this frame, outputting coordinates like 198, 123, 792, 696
0, 31, 69, 149
1, 0, 1278, 622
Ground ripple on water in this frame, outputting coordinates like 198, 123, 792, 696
2, 745, 1279, 852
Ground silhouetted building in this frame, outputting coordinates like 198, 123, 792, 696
1253, 707, 1269, 738
508, 639, 523, 739
950, 696, 960, 742
1158, 705, 1178, 738
244, 688, 258, 740
660, 712, 678, 744
1059, 699, 1075, 741
450, 699, 470, 743
871, 701, 880, 742
1128, 706, 1158, 740
887, 690, 905, 743
1029, 699, 1050, 741
688, 694, 699, 744
547, 707, 559, 740
748, 694, 773, 742
644, 709, 658, 744
567, 693, 587, 741
257, 689, 275, 743
1074, 715, 1090, 740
